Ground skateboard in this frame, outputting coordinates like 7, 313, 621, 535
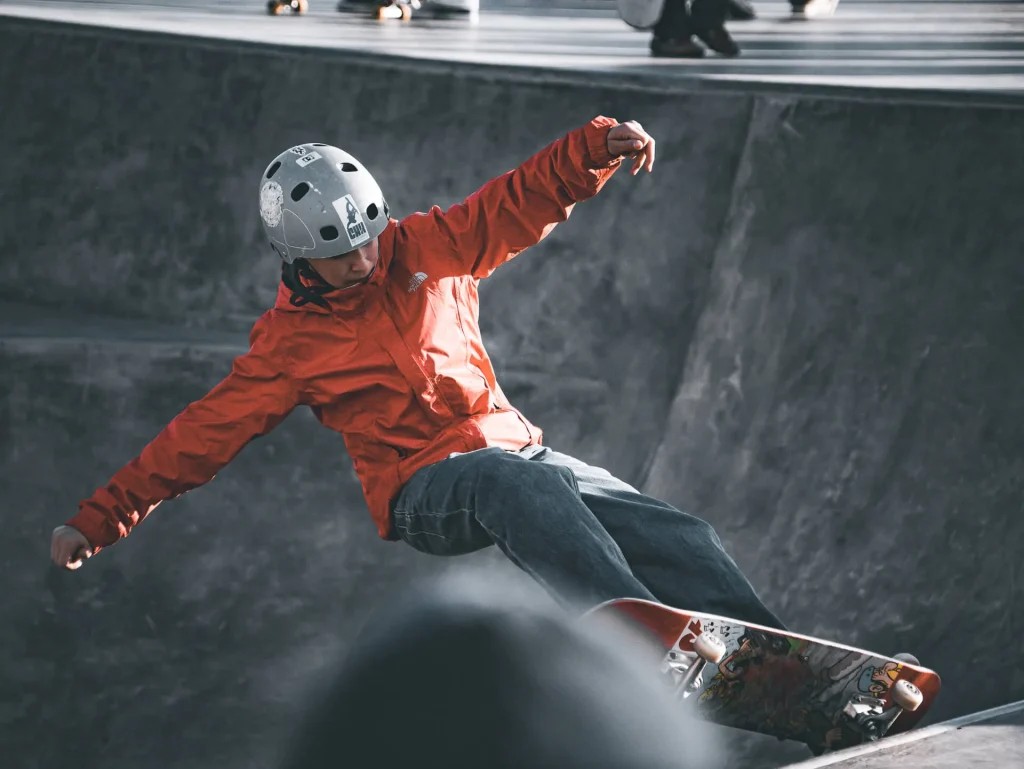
267, 0, 308, 14
587, 598, 941, 755
336, 0, 477, 20
375, 0, 418, 20
616, 0, 665, 30
270, 0, 414, 17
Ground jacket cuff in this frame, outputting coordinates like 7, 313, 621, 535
584, 115, 622, 169
66, 505, 121, 551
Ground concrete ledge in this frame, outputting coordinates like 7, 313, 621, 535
4, 3, 1024, 107
783, 699, 1024, 768
0, 302, 250, 350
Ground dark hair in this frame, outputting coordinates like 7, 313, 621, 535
281, 258, 333, 309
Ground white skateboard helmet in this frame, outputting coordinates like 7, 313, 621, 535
258, 143, 390, 264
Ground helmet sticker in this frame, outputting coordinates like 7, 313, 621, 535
332, 194, 370, 248
288, 146, 307, 155
282, 209, 316, 254
296, 151, 322, 168
259, 181, 284, 228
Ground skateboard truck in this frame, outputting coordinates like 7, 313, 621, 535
840, 680, 924, 741
662, 632, 727, 699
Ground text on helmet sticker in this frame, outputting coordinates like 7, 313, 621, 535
288, 146, 307, 155
296, 151, 322, 168
332, 194, 370, 248
259, 181, 284, 228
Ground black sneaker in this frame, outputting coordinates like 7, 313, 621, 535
694, 25, 741, 57
727, 0, 756, 21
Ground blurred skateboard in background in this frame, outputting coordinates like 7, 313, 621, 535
588, 598, 941, 755
336, 0, 478, 21
267, 0, 308, 14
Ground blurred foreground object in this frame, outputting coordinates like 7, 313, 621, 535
279, 573, 723, 769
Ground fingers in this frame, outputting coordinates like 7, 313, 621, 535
65, 548, 92, 573
65, 548, 91, 571
51, 526, 93, 570
607, 120, 656, 175
629, 120, 655, 175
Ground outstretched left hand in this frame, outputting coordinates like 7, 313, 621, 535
607, 121, 656, 175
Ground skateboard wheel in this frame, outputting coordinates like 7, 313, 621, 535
891, 679, 923, 712
693, 632, 727, 664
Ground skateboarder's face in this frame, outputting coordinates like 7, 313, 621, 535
308, 238, 379, 289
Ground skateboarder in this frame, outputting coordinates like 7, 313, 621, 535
651, 0, 740, 58
50, 116, 785, 632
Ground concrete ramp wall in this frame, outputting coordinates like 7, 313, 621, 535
1, 17, 1023, 769
643, 93, 1024, 724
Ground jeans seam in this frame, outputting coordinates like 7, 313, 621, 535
393, 519, 454, 543
394, 507, 473, 519
393, 507, 475, 546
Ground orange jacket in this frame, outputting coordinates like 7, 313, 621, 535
68, 116, 624, 548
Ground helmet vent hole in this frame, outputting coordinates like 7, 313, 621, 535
291, 182, 310, 202
266, 161, 281, 179
383, 199, 389, 218
339, 162, 358, 173
320, 226, 339, 241
366, 203, 379, 220
311, 143, 327, 147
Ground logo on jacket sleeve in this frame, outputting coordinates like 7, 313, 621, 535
332, 194, 370, 248
407, 271, 428, 293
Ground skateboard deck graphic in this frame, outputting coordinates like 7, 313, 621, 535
589, 598, 941, 754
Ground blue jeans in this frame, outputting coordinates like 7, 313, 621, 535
391, 446, 785, 629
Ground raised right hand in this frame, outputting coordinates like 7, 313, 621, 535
50, 525, 93, 570
606, 120, 656, 176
